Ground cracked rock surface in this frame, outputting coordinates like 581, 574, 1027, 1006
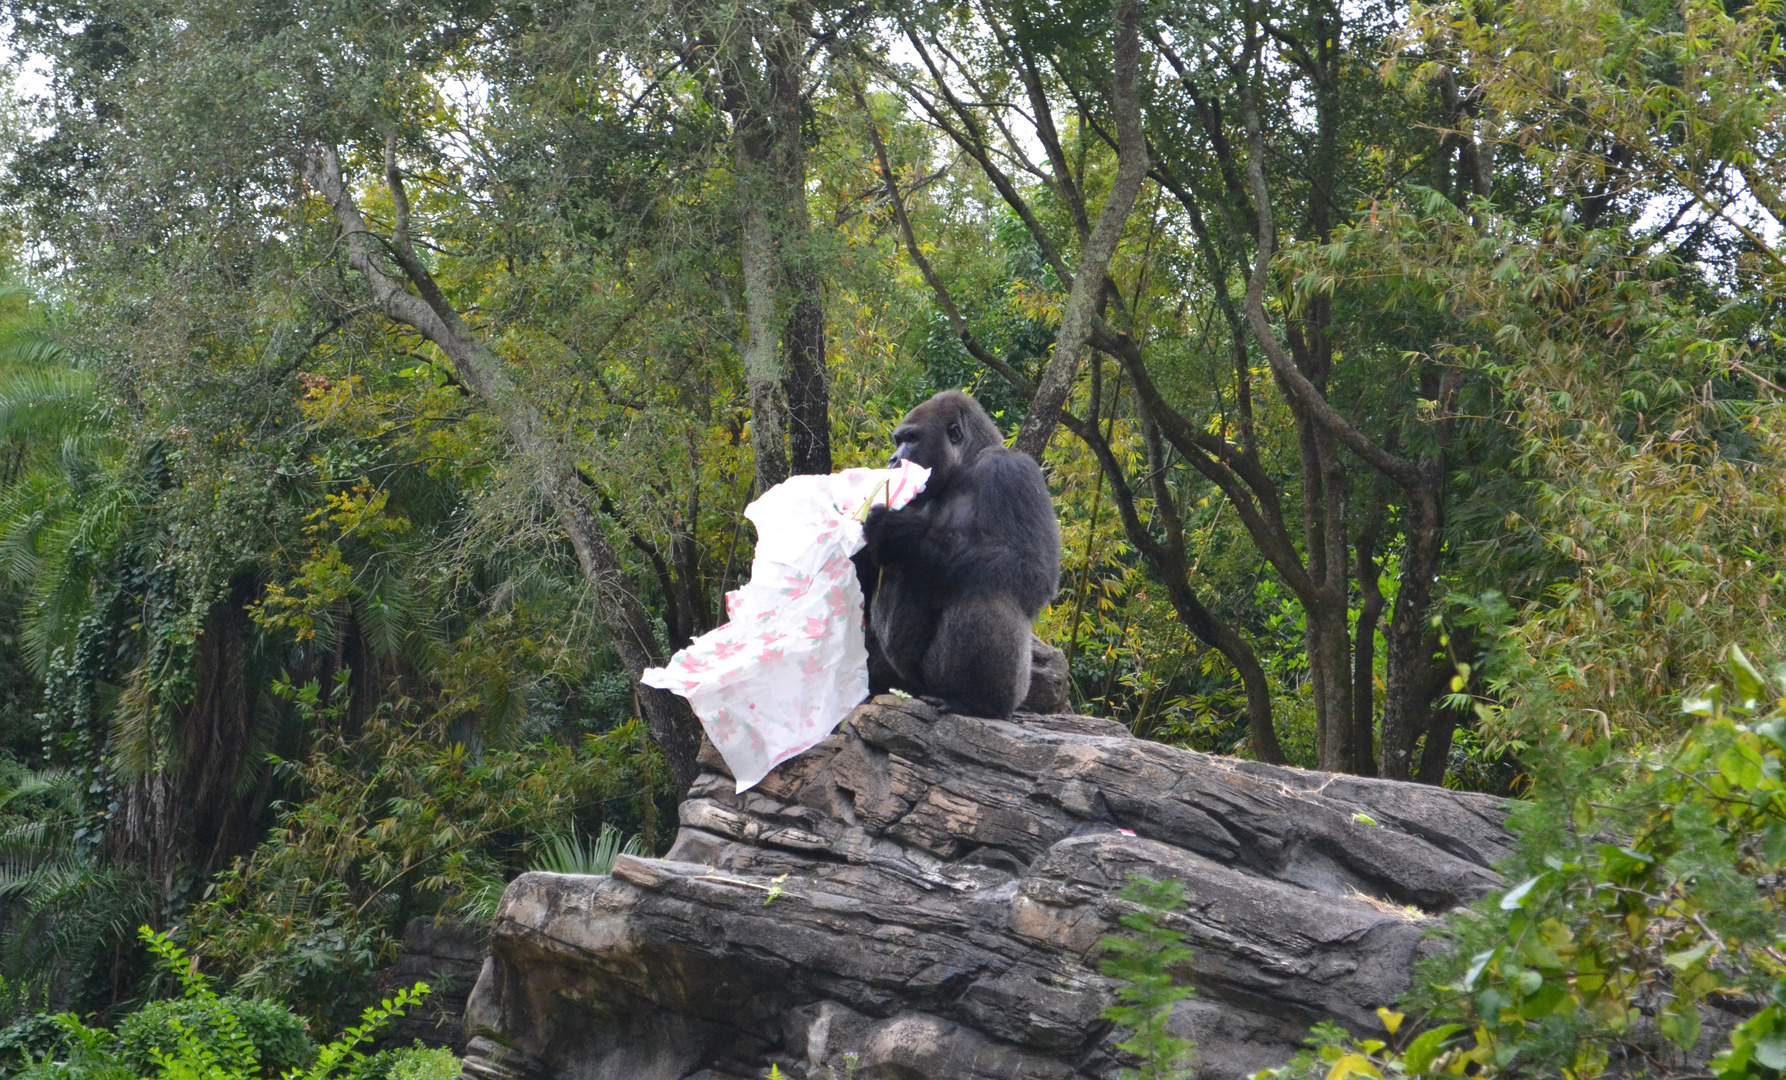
461, 698, 1511, 1080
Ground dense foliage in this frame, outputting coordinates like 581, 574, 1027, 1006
1261, 647, 1786, 1078
0, 0, 1780, 1068
0, 929, 441, 1080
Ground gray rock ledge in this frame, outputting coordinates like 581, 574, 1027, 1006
461, 697, 1511, 1080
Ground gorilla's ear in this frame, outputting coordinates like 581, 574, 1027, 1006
947, 420, 964, 444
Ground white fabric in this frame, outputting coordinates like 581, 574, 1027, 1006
641, 462, 930, 792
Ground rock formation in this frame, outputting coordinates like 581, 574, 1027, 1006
461, 697, 1511, 1080
377, 917, 487, 1053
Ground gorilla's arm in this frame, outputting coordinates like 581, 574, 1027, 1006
860, 500, 934, 565
862, 450, 1058, 613
936, 450, 1061, 615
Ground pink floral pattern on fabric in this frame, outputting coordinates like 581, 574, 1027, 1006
641, 462, 930, 792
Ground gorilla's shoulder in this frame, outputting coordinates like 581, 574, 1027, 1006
968, 445, 1047, 486
963, 447, 1054, 522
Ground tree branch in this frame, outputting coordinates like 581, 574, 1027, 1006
857, 87, 1038, 398
303, 143, 704, 792
1236, 88, 1422, 490
1012, 0, 1148, 461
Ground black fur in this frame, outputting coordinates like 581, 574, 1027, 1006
855, 390, 1061, 717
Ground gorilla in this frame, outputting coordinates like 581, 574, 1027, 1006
856, 390, 1061, 717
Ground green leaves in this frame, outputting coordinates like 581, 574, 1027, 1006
1272, 646, 1786, 1079
528, 822, 645, 877
187, 713, 668, 1025
1399, 1025, 1465, 1073
1714, 979, 1786, 1078
1099, 877, 1196, 1080
1497, 874, 1544, 910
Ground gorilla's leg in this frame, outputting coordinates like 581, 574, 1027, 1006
920, 595, 1032, 718
869, 579, 936, 694
863, 623, 903, 696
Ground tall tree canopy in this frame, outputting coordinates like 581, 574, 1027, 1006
0, 0, 1781, 1023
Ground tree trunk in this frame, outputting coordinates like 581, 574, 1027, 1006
1308, 598, 1353, 772
768, 31, 830, 477
1416, 705, 1459, 785
783, 268, 829, 476
1350, 480, 1389, 777
1011, 0, 1147, 461
740, 195, 789, 494
728, 6, 828, 485
1378, 468, 1445, 780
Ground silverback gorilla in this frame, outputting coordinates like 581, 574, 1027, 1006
856, 390, 1061, 717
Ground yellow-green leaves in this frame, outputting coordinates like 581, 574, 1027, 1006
1322, 1053, 1383, 1080
1497, 874, 1543, 910
1285, 648, 1786, 1079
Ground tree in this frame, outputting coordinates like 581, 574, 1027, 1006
860, 0, 1493, 774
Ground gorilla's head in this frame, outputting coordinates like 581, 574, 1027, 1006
889, 390, 1004, 492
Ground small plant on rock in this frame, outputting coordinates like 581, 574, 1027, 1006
1100, 875, 1197, 1080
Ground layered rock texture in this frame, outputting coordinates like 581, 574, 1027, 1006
461, 698, 1512, 1080
378, 918, 487, 1053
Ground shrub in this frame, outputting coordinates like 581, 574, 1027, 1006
387, 1046, 459, 1080
1256, 646, 1786, 1079
11, 1015, 130, 1080
1100, 876, 1197, 1080
7, 928, 429, 1080
0, 1016, 69, 1079
128, 929, 428, 1080
119, 998, 316, 1078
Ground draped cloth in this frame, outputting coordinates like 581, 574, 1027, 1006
642, 462, 930, 792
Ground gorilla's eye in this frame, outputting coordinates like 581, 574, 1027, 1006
947, 422, 963, 444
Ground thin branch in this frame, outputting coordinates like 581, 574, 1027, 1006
855, 85, 1037, 397
1012, 0, 1149, 461
1236, 78, 1422, 489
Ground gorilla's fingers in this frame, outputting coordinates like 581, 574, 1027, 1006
864, 505, 931, 562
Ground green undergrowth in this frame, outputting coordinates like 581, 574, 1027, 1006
1260, 647, 1786, 1079
0, 928, 445, 1080
1101, 877, 1198, 1080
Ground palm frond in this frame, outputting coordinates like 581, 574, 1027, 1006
355, 569, 417, 662
0, 854, 79, 900
0, 767, 80, 810
0, 473, 61, 584
4, 865, 154, 986
0, 366, 95, 444
0, 335, 68, 371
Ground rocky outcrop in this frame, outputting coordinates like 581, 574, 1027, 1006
379, 918, 487, 1053
1020, 635, 1071, 715
461, 698, 1511, 1080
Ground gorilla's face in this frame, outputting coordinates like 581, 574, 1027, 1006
890, 409, 963, 465
887, 390, 1000, 493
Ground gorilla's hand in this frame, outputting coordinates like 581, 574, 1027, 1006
862, 502, 930, 563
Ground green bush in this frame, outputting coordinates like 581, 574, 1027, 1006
119, 998, 316, 1078
1255, 646, 1786, 1079
0, 1015, 70, 1079
1099, 877, 1196, 1080
10, 929, 428, 1080
384, 1046, 458, 1080
11, 1015, 131, 1080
